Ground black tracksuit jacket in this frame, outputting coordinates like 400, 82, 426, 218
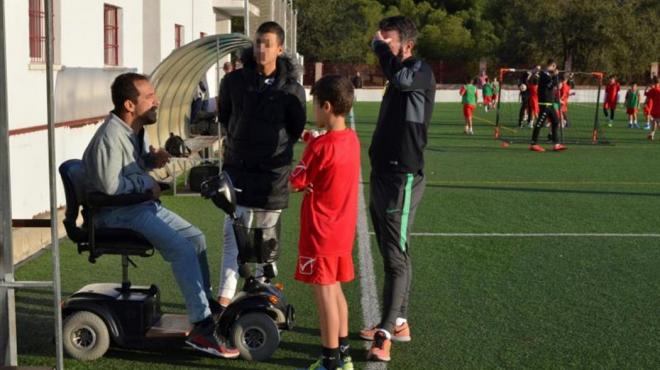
369, 40, 436, 174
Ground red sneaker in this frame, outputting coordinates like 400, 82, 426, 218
553, 143, 567, 151
186, 320, 240, 359
360, 322, 411, 342
367, 331, 391, 362
529, 144, 546, 152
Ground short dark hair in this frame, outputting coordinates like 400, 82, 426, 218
379, 16, 418, 44
547, 58, 556, 66
111, 73, 149, 112
652, 76, 659, 84
311, 75, 354, 116
256, 21, 285, 46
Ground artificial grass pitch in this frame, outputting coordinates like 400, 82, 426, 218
15, 102, 660, 369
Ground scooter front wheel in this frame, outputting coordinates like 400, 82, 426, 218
231, 312, 280, 361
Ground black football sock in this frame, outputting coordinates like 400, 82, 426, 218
339, 336, 350, 360
322, 346, 339, 370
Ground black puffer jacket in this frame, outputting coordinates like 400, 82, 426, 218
218, 48, 306, 210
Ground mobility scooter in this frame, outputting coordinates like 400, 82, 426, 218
57, 160, 293, 362
200, 172, 295, 360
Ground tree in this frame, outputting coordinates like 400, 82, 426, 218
487, 0, 660, 80
295, 0, 383, 63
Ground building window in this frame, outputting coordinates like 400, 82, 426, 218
104, 4, 119, 66
175, 24, 184, 48
28, 0, 54, 63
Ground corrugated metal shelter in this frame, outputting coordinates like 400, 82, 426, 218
148, 33, 251, 146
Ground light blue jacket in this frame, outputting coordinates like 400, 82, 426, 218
82, 113, 157, 195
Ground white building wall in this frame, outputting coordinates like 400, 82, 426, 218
59, 0, 143, 69
4, 0, 224, 219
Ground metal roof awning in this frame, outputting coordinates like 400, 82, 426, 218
148, 33, 251, 147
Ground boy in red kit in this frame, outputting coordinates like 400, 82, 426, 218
559, 75, 573, 127
645, 77, 660, 141
290, 75, 360, 370
603, 75, 621, 127
528, 75, 540, 127
643, 85, 654, 130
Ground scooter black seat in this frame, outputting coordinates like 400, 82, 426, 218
59, 159, 155, 262
87, 228, 154, 257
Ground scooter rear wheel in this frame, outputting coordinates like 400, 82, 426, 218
62, 311, 110, 361
231, 312, 280, 361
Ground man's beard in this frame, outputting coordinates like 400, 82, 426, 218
138, 107, 158, 125
396, 46, 405, 62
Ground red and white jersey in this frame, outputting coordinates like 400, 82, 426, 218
290, 129, 361, 256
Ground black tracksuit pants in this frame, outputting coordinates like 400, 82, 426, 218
369, 171, 425, 333
531, 103, 560, 144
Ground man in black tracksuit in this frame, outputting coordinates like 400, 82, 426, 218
360, 16, 436, 362
530, 59, 566, 152
216, 22, 306, 307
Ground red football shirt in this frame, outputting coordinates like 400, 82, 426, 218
645, 86, 660, 117
290, 129, 361, 256
605, 82, 620, 105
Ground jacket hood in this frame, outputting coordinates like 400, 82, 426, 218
239, 46, 302, 82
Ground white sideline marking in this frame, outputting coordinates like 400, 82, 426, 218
369, 232, 660, 238
352, 119, 387, 370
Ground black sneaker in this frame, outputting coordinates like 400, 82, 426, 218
186, 318, 240, 359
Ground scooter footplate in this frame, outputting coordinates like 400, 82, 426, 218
145, 314, 191, 338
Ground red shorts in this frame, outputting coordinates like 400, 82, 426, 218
626, 108, 638, 115
294, 253, 354, 285
561, 103, 568, 113
644, 104, 652, 116
483, 96, 492, 105
463, 104, 475, 118
531, 101, 539, 115
604, 101, 617, 110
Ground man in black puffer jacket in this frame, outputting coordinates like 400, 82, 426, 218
216, 21, 306, 307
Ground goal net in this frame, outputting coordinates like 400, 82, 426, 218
494, 68, 607, 145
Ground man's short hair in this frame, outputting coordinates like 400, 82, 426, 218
547, 58, 556, 66
653, 76, 659, 85
379, 16, 418, 44
256, 21, 285, 46
311, 75, 354, 116
111, 73, 149, 113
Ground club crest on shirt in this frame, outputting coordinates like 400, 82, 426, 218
298, 256, 316, 275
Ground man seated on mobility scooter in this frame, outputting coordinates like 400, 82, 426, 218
82, 72, 238, 359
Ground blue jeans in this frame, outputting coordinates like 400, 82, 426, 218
95, 201, 212, 323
